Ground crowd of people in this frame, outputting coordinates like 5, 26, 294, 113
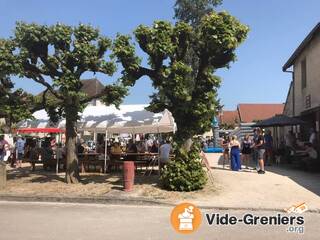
283, 128, 318, 170
0, 135, 26, 167
220, 128, 275, 174
0, 133, 173, 171
108, 137, 172, 169
0, 134, 65, 169
219, 127, 319, 174
2, 127, 317, 173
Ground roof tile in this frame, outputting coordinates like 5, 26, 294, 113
238, 104, 284, 123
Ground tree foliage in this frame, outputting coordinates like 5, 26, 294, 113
13, 22, 127, 120
0, 78, 35, 131
0, 39, 36, 132
113, 11, 249, 144
174, 0, 222, 27
7, 23, 128, 183
161, 142, 207, 191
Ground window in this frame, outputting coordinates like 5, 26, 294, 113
301, 58, 307, 89
305, 94, 311, 108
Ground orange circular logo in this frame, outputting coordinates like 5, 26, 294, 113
170, 202, 202, 234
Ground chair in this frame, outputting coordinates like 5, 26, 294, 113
143, 154, 159, 176
200, 151, 214, 184
108, 153, 123, 172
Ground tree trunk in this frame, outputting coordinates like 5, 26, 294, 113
181, 138, 193, 152
3, 117, 12, 134
65, 115, 80, 184
175, 129, 193, 152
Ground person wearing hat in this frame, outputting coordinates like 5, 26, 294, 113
15, 135, 26, 168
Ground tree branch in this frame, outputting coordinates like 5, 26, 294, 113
39, 56, 63, 77
22, 61, 64, 100
33, 75, 64, 100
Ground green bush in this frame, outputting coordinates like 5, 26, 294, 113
160, 143, 207, 191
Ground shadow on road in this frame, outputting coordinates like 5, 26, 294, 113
266, 164, 320, 197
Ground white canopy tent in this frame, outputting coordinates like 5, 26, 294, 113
19, 104, 176, 134
19, 104, 176, 174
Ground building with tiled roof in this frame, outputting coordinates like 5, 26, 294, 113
237, 103, 285, 123
37, 78, 105, 106
218, 110, 239, 129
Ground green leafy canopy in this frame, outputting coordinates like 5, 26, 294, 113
12, 22, 129, 122
174, 0, 223, 27
0, 39, 37, 130
113, 11, 249, 143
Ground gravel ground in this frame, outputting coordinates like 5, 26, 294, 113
0, 163, 217, 202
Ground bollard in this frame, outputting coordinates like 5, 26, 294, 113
123, 161, 135, 192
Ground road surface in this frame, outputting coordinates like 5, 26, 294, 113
0, 201, 319, 240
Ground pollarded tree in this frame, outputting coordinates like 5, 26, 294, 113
11, 23, 128, 183
113, 11, 248, 191
114, 11, 248, 148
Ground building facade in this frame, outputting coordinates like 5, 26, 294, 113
283, 23, 320, 143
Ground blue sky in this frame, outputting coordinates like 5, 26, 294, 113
1, 0, 319, 110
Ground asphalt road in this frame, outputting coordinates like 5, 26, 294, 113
0, 201, 319, 240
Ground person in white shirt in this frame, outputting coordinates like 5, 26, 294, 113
146, 138, 153, 152
159, 140, 172, 170
309, 128, 316, 146
301, 143, 318, 170
0, 135, 9, 161
15, 136, 26, 168
3, 144, 11, 162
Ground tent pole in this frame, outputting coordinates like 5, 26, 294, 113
56, 132, 61, 175
104, 129, 108, 174
93, 131, 97, 150
276, 126, 279, 149
157, 125, 161, 176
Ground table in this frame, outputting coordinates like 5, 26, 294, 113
291, 150, 308, 169
109, 152, 159, 174
295, 150, 308, 156
78, 153, 104, 173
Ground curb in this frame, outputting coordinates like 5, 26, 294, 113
0, 194, 319, 213
0, 194, 174, 207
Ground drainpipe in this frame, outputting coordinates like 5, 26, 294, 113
284, 70, 295, 117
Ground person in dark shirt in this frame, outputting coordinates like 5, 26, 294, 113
241, 134, 252, 169
77, 144, 84, 154
126, 139, 138, 161
254, 128, 265, 174
264, 130, 273, 166
150, 141, 159, 153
